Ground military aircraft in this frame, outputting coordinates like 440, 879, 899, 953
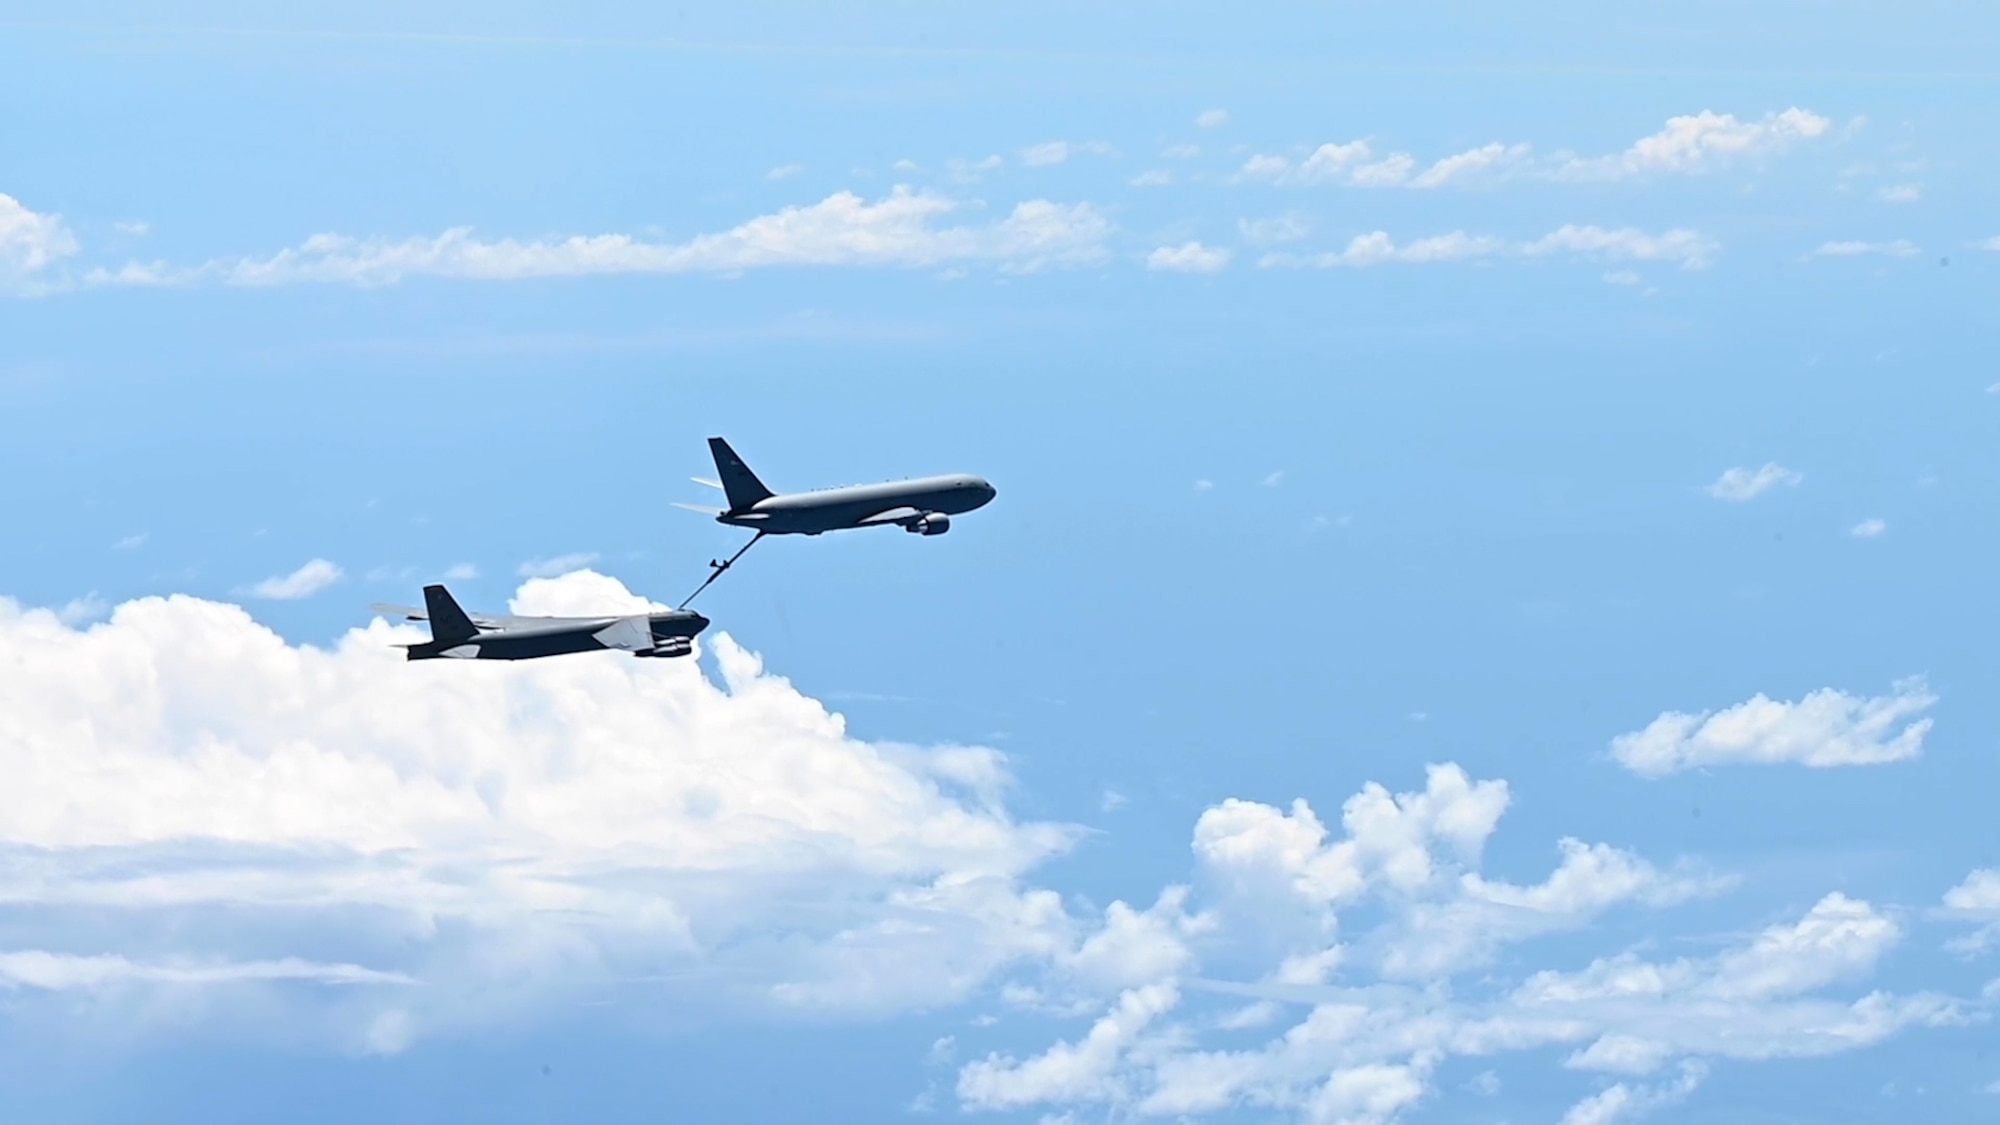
672, 436, 998, 605
373, 584, 709, 661
681, 437, 997, 538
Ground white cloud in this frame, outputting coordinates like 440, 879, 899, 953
1851, 518, 1887, 539
247, 558, 344, 600
1561, 1062, 1707, 1125
113, 532, 148, 550
1945, 870, 2000, 912
1602, 271, 1642, 286
1980, 237, 2000, 252
1411, 142, 1532, 188
1130, 169, 1175, 187
102, 188, 1113, 288
1161, 143, 1200, 159
1876, 185, 1921, 203
1236, 109, 1827, 195
1814, 240, 1921, 258
954, 764, 1960, 1122
1238, 213, 1310, 246
0, 574, 1077, 1048
766, 164, 803, 180
1021, 141, 1113, 167
0, 193, 80, 295
1261, 470, 1286, 487
0, 951, 414, 991
516, 552, 601, 578
1192, 479, 1214, 493
1941, 869, 2000, 954
1523, 225, 1719, 269
1147, 242, 1230, 273
1609, 679, 1936, 778
442, 563, 480, 581
114, 220, 151, 237
1556, 108, 1832, 180
1237, 141, 1414, 188
1195, 109, 1229, 129
1262, 225, 1714, 271
1705, 462, 1803, 501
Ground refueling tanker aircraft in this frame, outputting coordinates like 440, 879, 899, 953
672, 436, 997, 606
680, 437, 997, 538
374, 584, 709, 661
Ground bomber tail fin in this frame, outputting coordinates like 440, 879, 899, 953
421, 584, 480, 646
708, 437, 775, 511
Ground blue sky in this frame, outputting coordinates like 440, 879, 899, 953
3, 3, 2000, 1123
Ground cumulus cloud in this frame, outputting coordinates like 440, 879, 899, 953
1814, 239, 1921, 258
95, 188, 1112, 289
1260, 226, 1715, 270
1556, 108, 1832, 180
949, 764, 1959, 1123
247, 558, 344, 600
1146, 242, 1230, 273
1705, 462, 1802, 501
0, 193, 80, 295
0, 574, 1077, 1049
1941, 869, 2000, 954
1609, 679, 1936, 778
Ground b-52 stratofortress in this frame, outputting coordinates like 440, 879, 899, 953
673, 437, 997, 605
374, 584, 709, 662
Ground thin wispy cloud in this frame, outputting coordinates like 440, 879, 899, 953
1706, 463, 1802, 501
1850, 518, 1887, 539
517, 552, 599, 578
112, 533, 148, 551
1020, 141, 1114, 167
1262, 225, 1717, 271
443, 563, 480, 581
1194, 109, 1229, 129
1814, 239, 1921, 258
1237, 108, 1830, 193
247, 559, 344, 600
1130, 169, 1175, 187
89, 188, 1112, 288
766, 163, 804, 180
1875, 185, 1921, 203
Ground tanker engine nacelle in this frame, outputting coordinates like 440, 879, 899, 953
908, 512, 950, 536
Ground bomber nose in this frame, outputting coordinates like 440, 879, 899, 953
688, 612, 711, 633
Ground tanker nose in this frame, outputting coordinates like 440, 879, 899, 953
972, 477, 997, 506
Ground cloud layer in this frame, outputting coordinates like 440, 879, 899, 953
950, 765, 1959, 1123
0, 572, 1076, 1048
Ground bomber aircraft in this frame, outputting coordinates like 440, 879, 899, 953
673, 436, 997, 604
374, 584, 709, 661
